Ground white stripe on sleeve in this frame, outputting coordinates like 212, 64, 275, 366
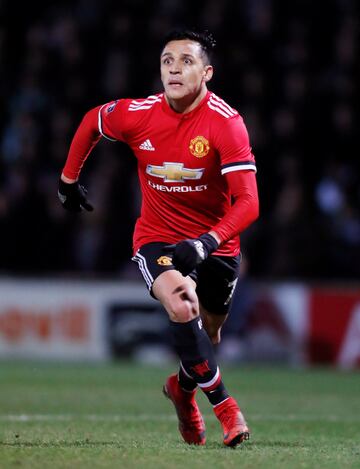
98, 104, 117, 141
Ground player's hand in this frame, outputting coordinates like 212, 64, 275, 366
164, 233, 219, 276
58, 179, 94, 212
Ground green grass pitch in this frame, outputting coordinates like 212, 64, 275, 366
0, 362, 359, 468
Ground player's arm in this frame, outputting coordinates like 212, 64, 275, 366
210, 115, 259, 243
58, 106, 102, 212
210, 169, 259, 243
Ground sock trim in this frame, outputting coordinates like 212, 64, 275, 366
213, 396, 230, 408
198, 367, 220, 390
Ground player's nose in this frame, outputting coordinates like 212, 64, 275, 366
169, 62, 181, 74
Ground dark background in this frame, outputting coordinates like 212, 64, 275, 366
0, 0, 359, 280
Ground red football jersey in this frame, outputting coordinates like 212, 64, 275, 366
98, 91, 256, 256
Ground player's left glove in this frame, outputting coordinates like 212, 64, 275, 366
164, 233, 219, 276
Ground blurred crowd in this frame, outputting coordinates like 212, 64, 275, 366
0, 0, 359, 279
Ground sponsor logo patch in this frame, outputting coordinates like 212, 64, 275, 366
148, 181, 208, 192
146, 162, 204, 182
139, 139, 155, 151
189, 136, 210, 158
106, 100, 118, 113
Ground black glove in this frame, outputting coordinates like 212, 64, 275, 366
58, 179, 94, 212
164, 233, 219, 276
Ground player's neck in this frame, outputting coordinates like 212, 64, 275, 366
165, 86, 208, 114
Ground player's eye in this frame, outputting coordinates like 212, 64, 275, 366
184, 58, 193, 64
162, 58, 172, 65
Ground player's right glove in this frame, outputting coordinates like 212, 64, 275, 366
163, 233, 219, 277
58, 179, 94, 212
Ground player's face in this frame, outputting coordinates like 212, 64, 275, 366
160, 40, 213, 103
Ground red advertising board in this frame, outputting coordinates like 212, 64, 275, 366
308, 288, 360, 367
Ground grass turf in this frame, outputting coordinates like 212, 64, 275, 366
0, 362, 359, 468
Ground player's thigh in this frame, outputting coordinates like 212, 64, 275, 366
132, 242, 198, 321
196, 255, 239, 342
132, 242, 175, 295
196, 254, 240, 315
153, 270, 199, 321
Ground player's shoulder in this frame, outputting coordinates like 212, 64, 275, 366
101, 94, 163, 117
100, 94, 163, 138
125, 93, 163, 113
206, 92, 241, 121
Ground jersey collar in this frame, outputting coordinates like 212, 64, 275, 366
161, 90, 211, 120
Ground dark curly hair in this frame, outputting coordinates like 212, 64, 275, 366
162, 29, 216, 64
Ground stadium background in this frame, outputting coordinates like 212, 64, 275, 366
0, 0, 359, 366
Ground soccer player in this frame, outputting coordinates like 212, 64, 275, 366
58, 29, 259, 447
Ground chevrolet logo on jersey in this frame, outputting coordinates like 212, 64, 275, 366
146, 162, 204, 182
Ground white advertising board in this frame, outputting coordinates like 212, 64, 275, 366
0, 279, 153, 361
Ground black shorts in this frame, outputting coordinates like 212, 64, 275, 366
132, 242, 240, 315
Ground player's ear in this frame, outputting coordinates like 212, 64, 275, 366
203, 65, 213, 83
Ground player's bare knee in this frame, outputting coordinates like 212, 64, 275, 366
167, 284, 198, 322
171, 300, 196, 322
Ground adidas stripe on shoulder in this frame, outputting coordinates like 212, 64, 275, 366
207, 93, 238, 119
129, 94, 162, 111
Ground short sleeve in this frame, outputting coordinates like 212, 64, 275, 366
98, 99, 130, 142
213, 115, 257, 175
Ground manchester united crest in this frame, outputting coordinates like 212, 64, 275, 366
156, 256, 173, 266
189, 136, 210, 158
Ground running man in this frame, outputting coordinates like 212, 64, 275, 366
58, 29, 259, 447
